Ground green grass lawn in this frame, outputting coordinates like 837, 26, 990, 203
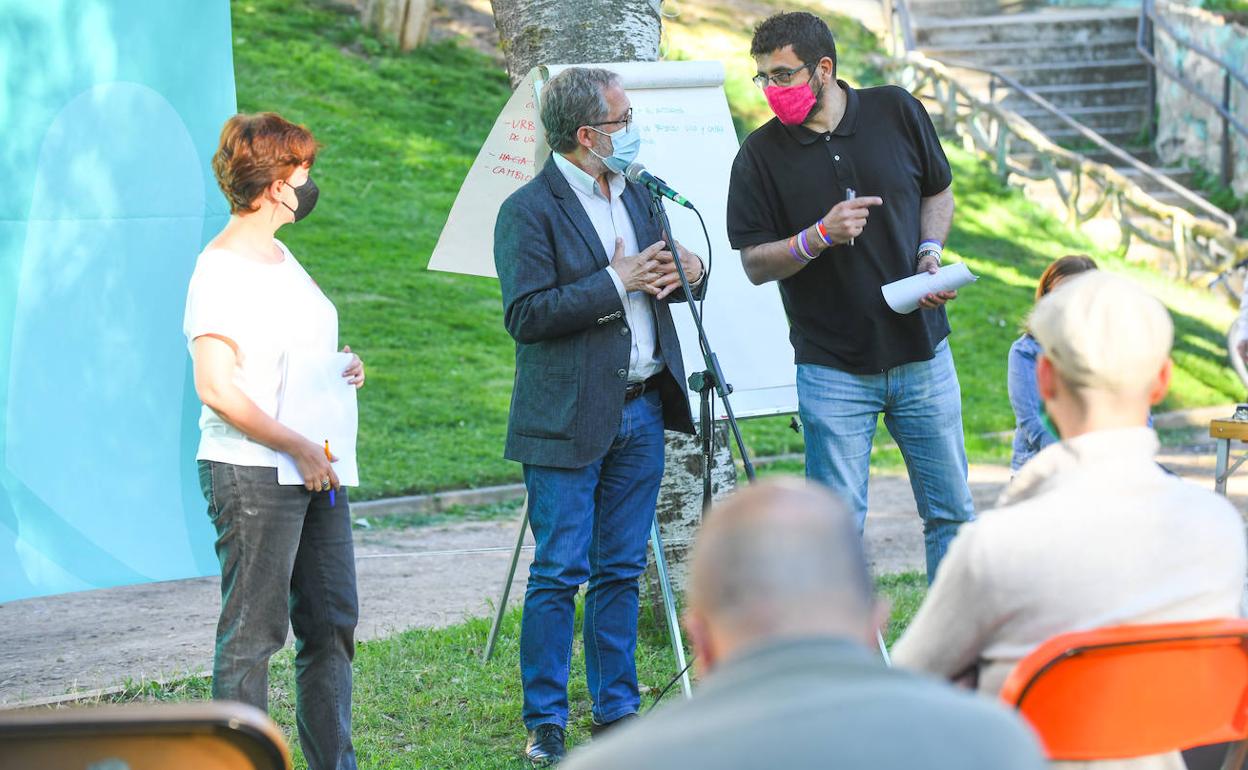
1203, 0, 1248, 15
99, 573, 927, 769
51, 3, 1234, 765
233, 0, 1242, 499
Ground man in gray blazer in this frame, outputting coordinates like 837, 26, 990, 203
561, 479, 1048, 770
493, 66, 705, 766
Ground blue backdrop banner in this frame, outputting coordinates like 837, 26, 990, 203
0, 0, 236, 602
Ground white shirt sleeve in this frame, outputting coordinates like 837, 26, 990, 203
605, 266, 629, 309
183, 257, 245, 347
690, 254, 705, 287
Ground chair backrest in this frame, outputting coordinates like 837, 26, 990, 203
999, 619, 1248, 761
0, 700, 291, 770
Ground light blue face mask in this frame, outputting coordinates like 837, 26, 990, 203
588, 124, 641, 174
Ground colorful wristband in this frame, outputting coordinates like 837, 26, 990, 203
797, 229, 816, 261
918, 239, 943, 252
789, 236, 809, 264
815, 220, 834, 247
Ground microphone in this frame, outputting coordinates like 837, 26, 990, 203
624, 162, 694, 209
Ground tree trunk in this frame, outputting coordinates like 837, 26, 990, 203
489, 0, 735, 602
359, 0, 433, 52
489, 0, 662, 86
644, 425, 736, 609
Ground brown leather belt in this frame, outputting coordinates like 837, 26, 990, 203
625, 374, 664, 402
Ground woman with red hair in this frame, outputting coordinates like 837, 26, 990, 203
183, 112, 362, 770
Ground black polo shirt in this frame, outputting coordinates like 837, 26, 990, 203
727, 81, 953, 374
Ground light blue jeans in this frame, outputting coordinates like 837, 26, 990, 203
797, 340, 975, 583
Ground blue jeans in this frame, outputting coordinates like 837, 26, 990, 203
520, 390, 665, 730
198, 461, 358, 770
797, 340, 975, 583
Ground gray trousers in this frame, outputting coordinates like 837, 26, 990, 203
198, 461, 358, 770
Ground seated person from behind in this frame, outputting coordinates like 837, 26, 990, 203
894, 271, 1247, 769
561, 478, 1047, 770
1008, 255, 1097, 473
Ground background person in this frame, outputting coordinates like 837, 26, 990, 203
893, 272, 1246, 770
561, 479, 1047, 770
493, 66, 706, 767
184, 112, 365, 770
1008, 255, 1098, 473
726, 11, 973, 582
1235, 279, 1248, 367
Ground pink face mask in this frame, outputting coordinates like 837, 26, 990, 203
764, 81, 819, 126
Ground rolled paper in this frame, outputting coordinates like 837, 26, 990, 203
881, 262, 978, 314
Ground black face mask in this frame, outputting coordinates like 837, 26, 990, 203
281, 176, 319, 222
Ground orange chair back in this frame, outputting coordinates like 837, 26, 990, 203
999, 619, 1248, 761
0, 701, 291, 770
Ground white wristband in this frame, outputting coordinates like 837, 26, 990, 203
917, 242, 943, 266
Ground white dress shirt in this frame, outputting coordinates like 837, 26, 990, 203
554, 152, 664, 383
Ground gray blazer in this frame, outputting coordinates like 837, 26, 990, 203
560, 638, 1048, 770
494, 157, 700, 469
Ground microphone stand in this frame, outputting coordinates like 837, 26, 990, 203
648, 193, 895, 670
646, 188, 757, 509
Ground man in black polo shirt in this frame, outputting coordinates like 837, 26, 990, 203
727, 11, 974, 581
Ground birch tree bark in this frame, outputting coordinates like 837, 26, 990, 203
647, 425, 737, 601
488, 0, 737, 598
359, 0, 433, 52
489, 0, 663, 86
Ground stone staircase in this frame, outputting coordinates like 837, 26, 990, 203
906, 1, 1199, 211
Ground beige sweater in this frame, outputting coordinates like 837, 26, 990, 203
892, 428, 1247, 770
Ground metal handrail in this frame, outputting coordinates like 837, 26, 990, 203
943, 56, 1237, 232
883, 51, 1248, 276
1138, 0, 1247, 185
1143, 0, 1248, 97
880, 0, 1235, 231
885, 0, 916, 55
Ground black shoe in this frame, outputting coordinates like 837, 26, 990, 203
525, 723, 566, 767
589, 712, 638, 739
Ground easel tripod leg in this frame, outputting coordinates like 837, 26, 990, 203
483, 495, 530, 663
650, 518, 693, 699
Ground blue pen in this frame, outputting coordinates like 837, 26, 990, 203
324, 439, 335, 506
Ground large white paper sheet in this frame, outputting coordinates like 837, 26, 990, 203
427, 61, 798, 420
276, 351, 360, 487
881, 262, 978, 314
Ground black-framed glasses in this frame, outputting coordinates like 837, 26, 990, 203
586, 107, 634, 132
753, 63, 815, 90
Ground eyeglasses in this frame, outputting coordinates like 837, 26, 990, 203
586, 107, 634, 132
753, 63, 815, 90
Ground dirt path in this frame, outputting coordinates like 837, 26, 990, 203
0, 519, 534, 706
4, 442, 1244, 706
3, 0, 1241, 709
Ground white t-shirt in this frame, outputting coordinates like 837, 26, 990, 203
183, 239, 338, 467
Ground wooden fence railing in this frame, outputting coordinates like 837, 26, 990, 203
876, 51, 1248, 281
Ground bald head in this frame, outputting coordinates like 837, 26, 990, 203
688, 478, 876, 657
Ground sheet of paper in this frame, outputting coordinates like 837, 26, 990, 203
275, 351, 360, 487
881, 262, 978, 315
